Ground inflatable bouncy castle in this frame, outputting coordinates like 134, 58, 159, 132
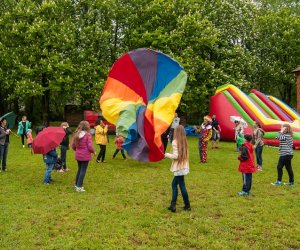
209, 84, 300, 149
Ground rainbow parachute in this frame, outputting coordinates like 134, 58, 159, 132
100, 48, 187, 162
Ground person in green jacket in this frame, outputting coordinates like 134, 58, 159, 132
236, 131, 244, 152
17, 116, 31, 148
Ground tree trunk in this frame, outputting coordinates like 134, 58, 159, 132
41, 74, 50, 127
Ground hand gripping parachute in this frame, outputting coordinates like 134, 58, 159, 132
100, 48, 187, 162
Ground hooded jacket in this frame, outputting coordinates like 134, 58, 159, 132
238, 142, 256, 173
72, 131, 95, 161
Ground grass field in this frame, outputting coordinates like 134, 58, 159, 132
0, 133, 299, 249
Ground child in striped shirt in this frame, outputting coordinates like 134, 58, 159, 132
272, 124, 294, 186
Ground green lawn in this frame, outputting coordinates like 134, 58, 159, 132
0, 134, 299, 249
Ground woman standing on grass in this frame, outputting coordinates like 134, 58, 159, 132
272, 124, 294, 186
0, 118, 11, 172
72, 121, 96, 192
17, 115, 31, 148
95, 119, 108, 163
165, 125, 190, 213
252, 121, 264, 171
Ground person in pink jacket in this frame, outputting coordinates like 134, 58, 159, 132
72, 121, 96, 192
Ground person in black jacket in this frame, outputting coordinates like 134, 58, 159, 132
59, 122, 72, 172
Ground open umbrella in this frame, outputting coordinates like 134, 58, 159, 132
32, 127, 66, 154
0, 112, 17, 129
230, 116, 248, 128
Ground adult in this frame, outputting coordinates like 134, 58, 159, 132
95, 119, 108, 163
0, 118, 11, 172
59, 122, 73, 172
272, 124, 294, 186
72, 121, 96, 192
211, 114, 221, 149
169, 113, 180, 142
17, 115, 31, 148
194, 116, 212, 163
161, 126, 170, 153
252, 121, 264, 171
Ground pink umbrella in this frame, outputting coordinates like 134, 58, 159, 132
32, 127, 66, 154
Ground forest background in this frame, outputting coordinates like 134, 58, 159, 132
0, 0, 299, 125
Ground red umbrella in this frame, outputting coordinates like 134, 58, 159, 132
32, 127, 66, 154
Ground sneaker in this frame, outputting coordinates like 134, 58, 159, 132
271, 181, 282, 186
22, 145, 25, 148
237, 191, 249, 196
58, 169, 64, 173
44, 182, 50, 185
65, 168, 70, 172
96, 160, 101, 163
124, 158, 128, 161
284, 182, 294, 186
256, 166, 262, 171
76, 187, 86, 192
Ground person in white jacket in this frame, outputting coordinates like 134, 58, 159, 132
165, 125, 190, 212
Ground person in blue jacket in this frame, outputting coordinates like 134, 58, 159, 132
43, 148, 58, 184
17, 115, 31, 148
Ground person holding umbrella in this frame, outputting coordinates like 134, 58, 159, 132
32, 126, 66, 184
17, 115, 31, 148
72, 121, 96, 192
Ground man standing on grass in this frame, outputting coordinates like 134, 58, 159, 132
211, 114, 221, 149
169, 113, 180, 143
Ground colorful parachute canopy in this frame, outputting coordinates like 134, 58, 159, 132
100, 48, 187, 162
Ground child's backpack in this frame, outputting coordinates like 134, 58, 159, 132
53, 158, 63, 170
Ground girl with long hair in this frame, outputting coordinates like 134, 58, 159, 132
272, 124, 294, 186
72, 121, 96, 192
253, 121, 265, 171
165, 125, 190, 212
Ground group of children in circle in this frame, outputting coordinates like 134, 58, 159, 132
0, 113, 296, 212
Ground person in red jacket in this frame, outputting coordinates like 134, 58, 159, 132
237, 134, 256, 196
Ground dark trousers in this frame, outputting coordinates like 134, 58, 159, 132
169, 128, 174, 142
60, 145, 68, 169
255, 145, 263, 166
277, 155, 294, 183
75, 161, 89, 188
97, 144, 106, 162
171, 176, 190, 207
1, 143, 9, 170
113, 149, 126, 159
21, 132, 27, 146
242, 173, 252, 193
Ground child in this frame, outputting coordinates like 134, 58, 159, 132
26, 129, 33, 148
165, 125, 190, 212
236, 131, 244, 152
59, 122, 72, 172
237, 134, 256, 196
112, 134, 127, 160
194, 115, 212, 163
252, 121, 265, 171
72, 121, 96, 192
271, 124, 294, 186
234, 120, 244, 151
43, 148, 58, 184
95, 119, 108, 163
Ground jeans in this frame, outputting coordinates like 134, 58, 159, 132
1, 143, 9, 170
255, 145, 263, 166
242, 173, 252, 193
171, 176, 190, 207
0, 145, 4, 170
60, 145, 68, 169
277, 155, 294, 183
113, 149, 127, 159
44, 163, 53, 183
97, 145, 106, 162
21, 132, 27, 146
75, 161, 89, 188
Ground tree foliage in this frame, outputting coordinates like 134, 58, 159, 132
0, 0, 299, 123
